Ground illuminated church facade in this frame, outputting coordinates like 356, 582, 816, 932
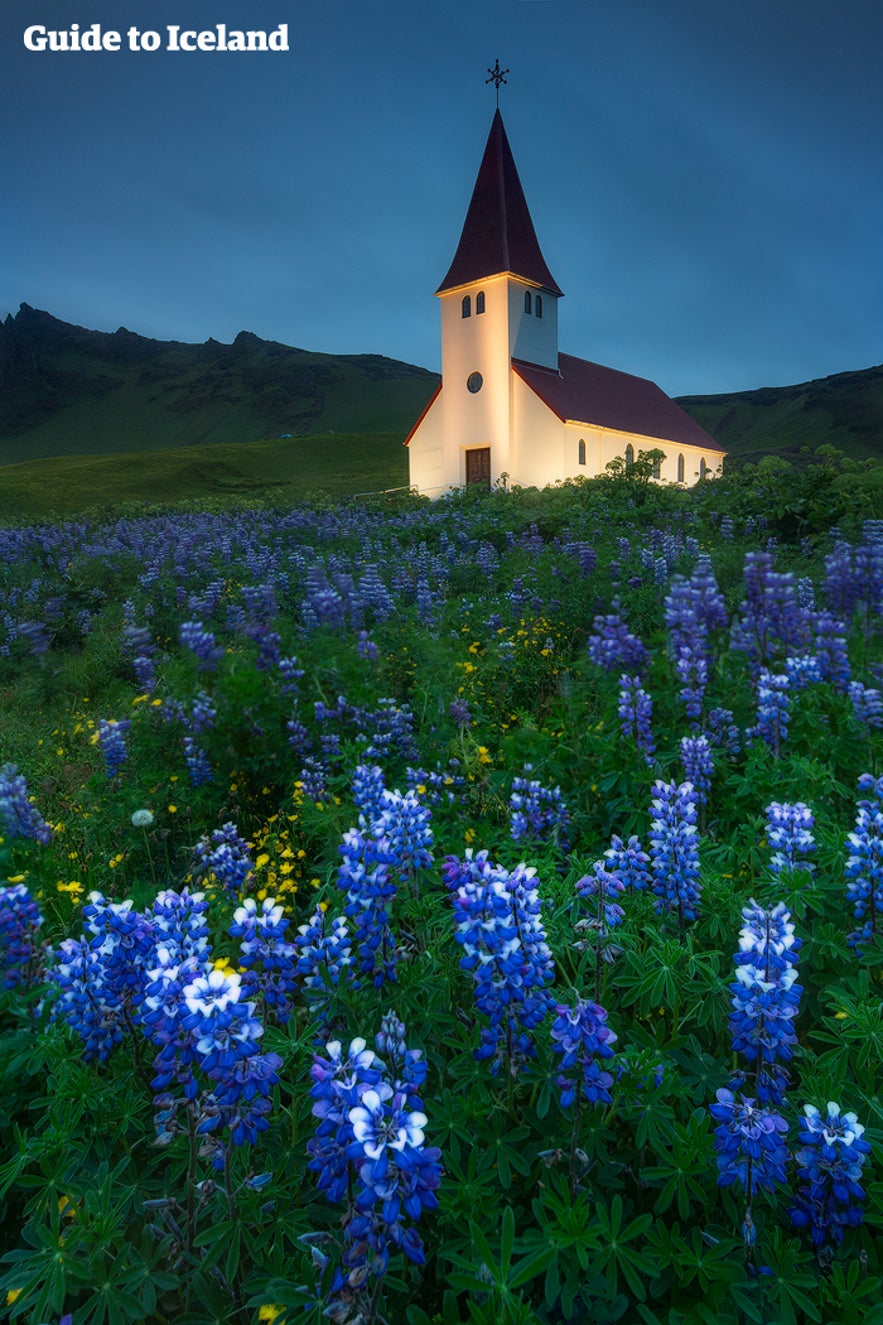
405, 109, 724, 494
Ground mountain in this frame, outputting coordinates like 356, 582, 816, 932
676, 364, 883, 467
0, 304, 439, 465
1, 304, 880, 471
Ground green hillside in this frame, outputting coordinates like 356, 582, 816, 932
677, 364, 883, 467
0, 304, 438, 465
0, 432, 408, 522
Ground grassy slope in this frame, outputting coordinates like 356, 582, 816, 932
0, 432, 409, 522
677, 364, 883, 466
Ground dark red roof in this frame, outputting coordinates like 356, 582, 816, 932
513, 354, 725, 452
437, 110, 563, 297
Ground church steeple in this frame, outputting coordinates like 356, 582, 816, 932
437, 110, 563, 297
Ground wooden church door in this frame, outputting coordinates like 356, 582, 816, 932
465, 447, 491, 488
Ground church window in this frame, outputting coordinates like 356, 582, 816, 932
524, 291, 532, 314
476, 291, 485, 314
699, 457, 707, 479
677, 453, 685, 483
625, 443, 635, 467
462, 295, 471, 318
652, 456, 661, 479
466, 371, 483, 394
535, 295, 543, 318
578, 439, 586, 466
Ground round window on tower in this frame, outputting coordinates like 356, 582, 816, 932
466, 372, 483, 394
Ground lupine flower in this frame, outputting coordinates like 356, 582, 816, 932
604, 834, 651, 892
576, 862, 625, 930
790, 1103, 872, 1248
97, 718, 131, 779
648, 780, 701, 928
729, 900, 802, 1105
710, 1088, 789, 1199
192, 822, 254, 894
180, 620, 225, 671
448, 850, 555, 1072
679, 735, 713, 805
0, 763, 53, 844
151, 887, 210, 964
587, 608, 649, 674
550, 997, 617, 1109
766, 803, 816, 875
183, 735, 213, 786
708, 707, 742, 755
845, 773, 883, 950
786, 654, 824, 690
618, 676, 656, 763
509, 766, 571, 849
752, 671, 790, 754
338, 825, 398, 987
294, 906, 353, 1013
0, 884, 43, 989
848, 681, 883, 728
230, 897, 298, 1024
52, 937, 126, 1062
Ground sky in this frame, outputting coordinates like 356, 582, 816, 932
2, 0, 881, 398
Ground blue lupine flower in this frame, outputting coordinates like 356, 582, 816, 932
373, 788, 435, 886
679, 735, 713, 805
229, 896, 298, 1024
789, 1102, 872, 1248
192, 822, 254, 894
587, 608, 649, 673
180, 620, 225, 671
449, 850, 555, 1072
52, 937, 126, 1062
604, 834, 651, 892
151, 887, 210, 964
183, 735, 213, 786
785, 654, 824, 690
509, 766, 571, 850
82, 891, 156, 1012
0, 884, 43, 989
848, 681, 883, 729
729, 900, 802, 1105
752, 671, 790, 754
338, 824, 398, 987
617, 676, 656, 763
845, 773, 883, 950
648, 780, 701, 928
550, 997, 617, 1109
308, 1036, 384, 1203
0, 763, 53, 844
97, 718, 131, 779
707, 707, 741, 755
576, 862, 625, 929
294, 906, 353, 1013
766, 802, 816, 875
710, 1088, 789, 1199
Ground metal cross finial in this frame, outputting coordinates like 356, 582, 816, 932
486, 58, 509, 108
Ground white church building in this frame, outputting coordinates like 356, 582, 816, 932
405, 109, 724, 493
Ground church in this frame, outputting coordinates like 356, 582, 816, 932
405, 106, 724, 494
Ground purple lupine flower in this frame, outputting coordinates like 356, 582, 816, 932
0, 763, 53, 844
845, 773, 883, 950
848, 682, 883, 729
294, 906, 353, 1013
180, 620, 225, 671
710, 1088, 789, 1199
786, 654, 824, 691
550, 997, 617, 1109
587, 608, 649, 674
449, 850, 555, 1072
509, 766, 571, 850
575, 862, 626, 930
752, 671, 790, 754
618, 675, 656, 763
97, 718, 131, 779
0, 884, 43, 989
789, 1103, 872, 1248
729, 900, 802, 1106
679, 735, 713, 805
811, 611, 851, 690
448, 697, 472, 729
338, 824, 398, 987
351, 764, 387, 823
604, 834, 651, 892
357, 630, 380, 662
229, 897, 298, 1024
648, 780, 701, 928
766, 803, 816, 875
374, 788, 435, 886
192, 822, 254, 895
674, 646, 708, 726
183, 736, 213, 787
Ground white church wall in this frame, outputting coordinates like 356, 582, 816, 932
509, 280, 558, 370
438, 277, 513, 483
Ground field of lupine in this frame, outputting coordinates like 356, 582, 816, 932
1, 460, 882, 1325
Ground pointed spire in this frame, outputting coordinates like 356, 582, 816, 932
437, 110, 563, 297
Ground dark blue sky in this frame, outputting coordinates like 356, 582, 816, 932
3, 0, 881, 396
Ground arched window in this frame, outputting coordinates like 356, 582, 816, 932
625, 443, 635, 467
535, 295, 543, 318
652, 456, 661, 479
476, 291, 485, 314
699, 457, 707, 480
524, 291, 532, 314
578, 438, 586, 466
677, 454, 685, 483
461, 295, 471, 318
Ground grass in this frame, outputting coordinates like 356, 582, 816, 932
0, 432, 410, 522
